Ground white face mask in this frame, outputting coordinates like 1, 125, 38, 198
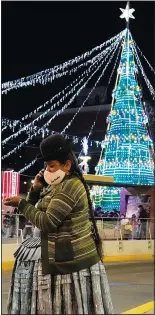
44, 169, 66, 185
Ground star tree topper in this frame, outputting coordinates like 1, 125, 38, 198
120, 2, 135, 22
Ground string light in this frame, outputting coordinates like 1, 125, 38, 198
133, 39, 155, 74
2, 41, 119, 148
131, 35, 155, 97
2, 118, 31, 134
16, 44, 122, 173
2, 56, 103, 147
87, 40, 123, 141
2, 126, 7, 132
3, 41, 119, 133
19, 159, 37, 174
2, 47, 115, 160
81, 137, 89, 155
2, 30, 126, 94
2, 117, 104, 147
61, 39, 121, 134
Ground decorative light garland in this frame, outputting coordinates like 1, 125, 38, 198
2, 126, 7, 133
2, 42, 116, 97
3, 42, 119, 134
2, 54, 104, 147
87, 41, 123, 141
4, 25, 154, 182
133, 39, 155, 74
81, 137, 89, 156
2, 30, 125, 94
2, 46, 115, 160
2, 117, 104, 147
61, 39, 121, 134
17, 139, 100, 175
2, 41, 119, 148
2, 118, 28, 133
14, 44, 122, 173
79, 40, 123, 157
19, 159, 37, 174
131, 37, 155, 97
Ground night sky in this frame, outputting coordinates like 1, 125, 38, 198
2, 1, 155, 177
2, 1, 155, 118
2, 1, 154, 83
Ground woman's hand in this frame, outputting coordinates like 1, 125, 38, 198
33, 169, 45, 191
3, 196, 22, 207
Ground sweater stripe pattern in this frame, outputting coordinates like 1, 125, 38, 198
18, 175, 100, 274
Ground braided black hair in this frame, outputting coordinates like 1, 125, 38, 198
68, 152, 104, 262
47, 137, 104, 262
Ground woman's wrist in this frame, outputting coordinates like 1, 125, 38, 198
18, 198, 23, 208
32, 184, 42, 192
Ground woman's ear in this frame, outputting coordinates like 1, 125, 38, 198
64, 160, 72, 172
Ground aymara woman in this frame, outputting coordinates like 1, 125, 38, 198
4, 134, 114, 314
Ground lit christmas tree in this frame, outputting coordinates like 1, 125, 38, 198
95, 3, 154, 211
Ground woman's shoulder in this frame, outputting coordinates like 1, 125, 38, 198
61, 175, 84, 195
64, 175, 83, 187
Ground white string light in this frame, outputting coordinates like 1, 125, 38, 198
2, 39, 121, 149
2, 117, 103, 147
82, 137, 89, 155
2, 117, 23, 133
19, 159, 37, 174
78, 40, 122, 159
61, 39, 121, 134
133, 39, 155, 74
2, 126, 7, 132
2, 30, 125, 94
14, 48, 119, 172
2, 46, 115, 159
11, 39, 119, 173
133, 51, 155, 96
17, 139, 102, 175
2, 51, 107, 147
87, 41, 122, 140
3, 42, 118, 133
1, 43, 115, 96
131, 35, 155, 97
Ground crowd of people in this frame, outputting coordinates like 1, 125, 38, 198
94, 207, 119, 219
94, 205, 150, 240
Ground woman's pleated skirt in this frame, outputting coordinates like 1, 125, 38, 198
7, 237, 114, 314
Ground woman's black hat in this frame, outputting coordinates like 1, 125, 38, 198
36, 134, 73, 161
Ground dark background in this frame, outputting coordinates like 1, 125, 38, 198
2, 1, 154, 81
2, 1, 155, 180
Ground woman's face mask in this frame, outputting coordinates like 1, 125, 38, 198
44, 169, 66, 185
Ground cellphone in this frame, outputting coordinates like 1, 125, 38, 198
39, 169, 48, 186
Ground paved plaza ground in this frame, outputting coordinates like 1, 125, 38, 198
2, 261, 154, 314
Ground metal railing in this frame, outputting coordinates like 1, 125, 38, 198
1, 214, 154, 244
95, 217, 154, 241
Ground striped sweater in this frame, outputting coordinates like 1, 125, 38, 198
18, 175, 100, 274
